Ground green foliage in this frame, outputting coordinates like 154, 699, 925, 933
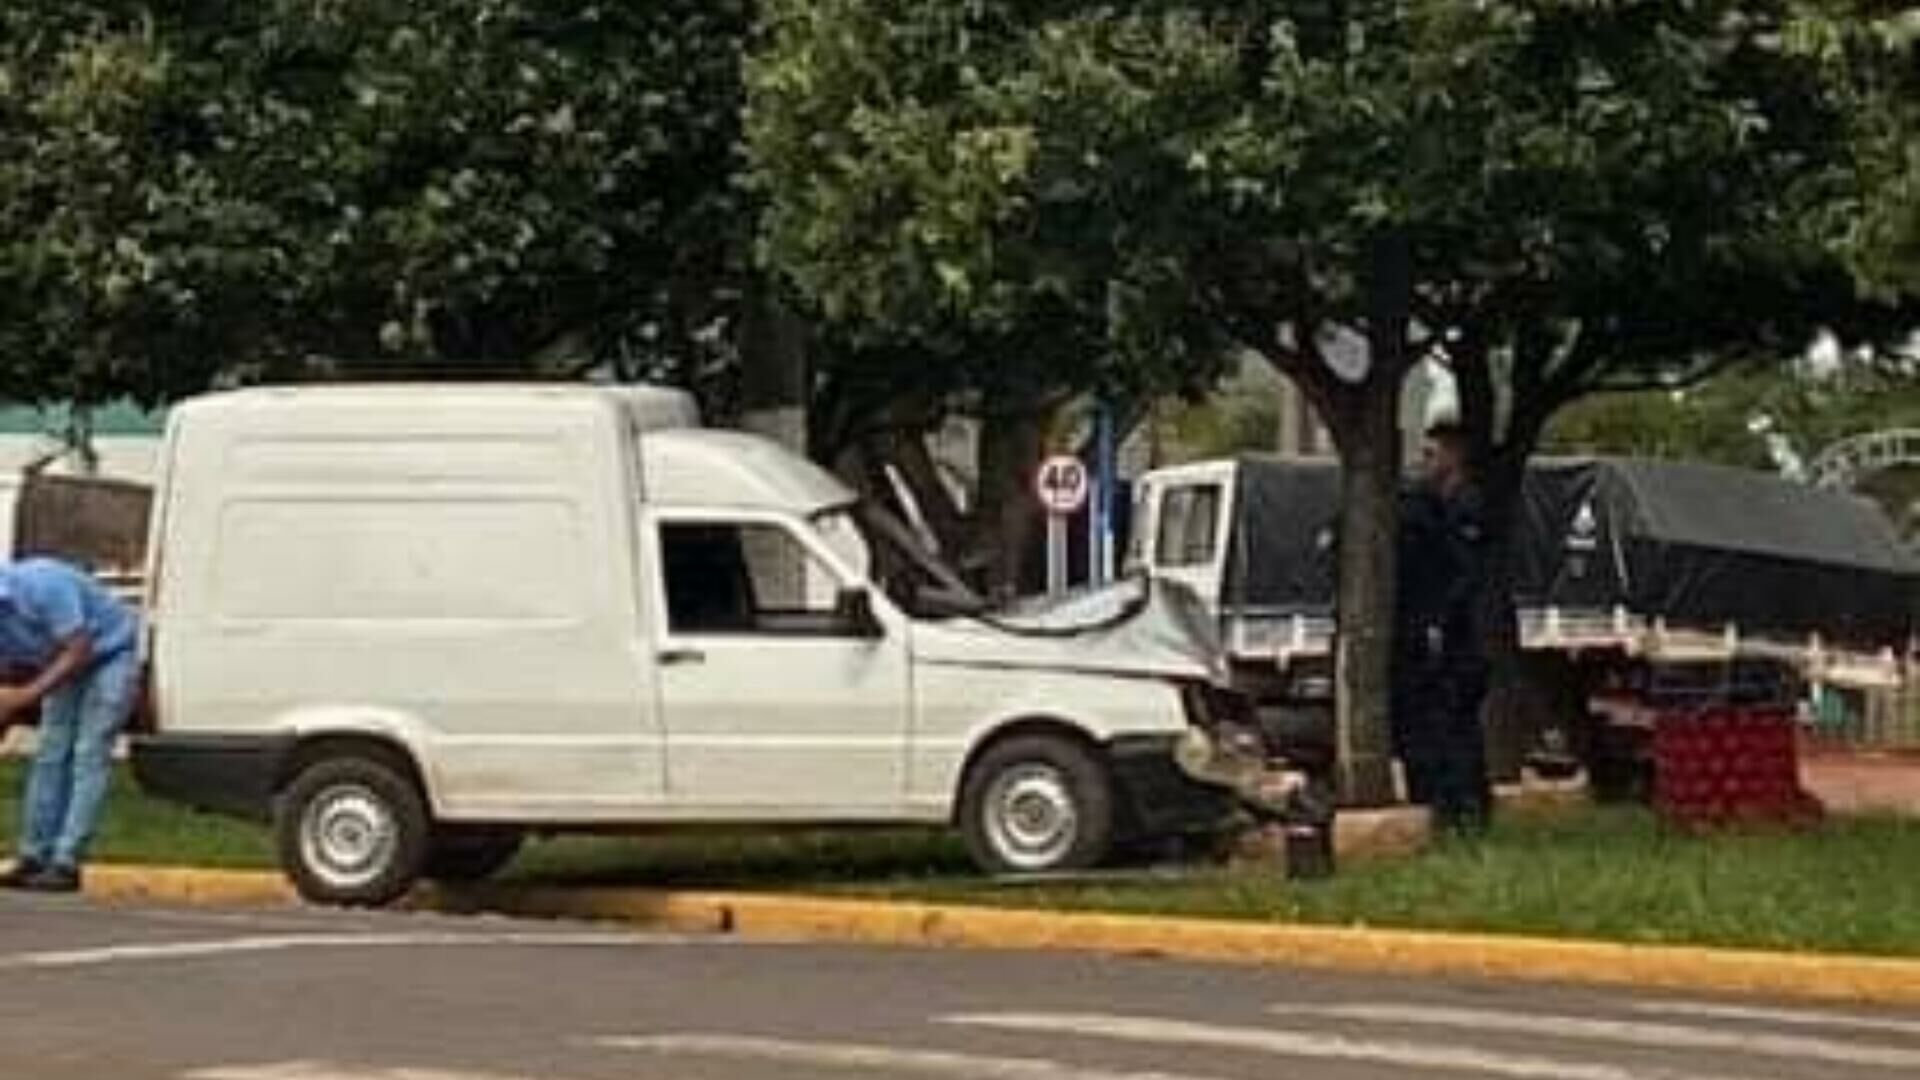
1546, 357, 1920, 469
1162, 367, 1285, 461
746, 0, 1914, 477
749, 1, 1887, 387
747, 1, 1251, 402
1167, 395, 1283, 461
0, 1, 753, 403
1794, 3, 1920, 298
1545, 382, 1781, 470
0, 7, 207, 403
1398, 0, 1906, 462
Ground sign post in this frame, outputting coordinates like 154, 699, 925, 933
1091, 405, 1116, 586
1034, 453, 1090, 598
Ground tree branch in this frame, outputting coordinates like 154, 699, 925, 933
1584, 348, 1755, 395
1523, 320, 1604, 437
1450, 330, 1498, 469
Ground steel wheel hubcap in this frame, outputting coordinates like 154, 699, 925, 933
300, 784, 399, 890
983, 763, 1079, 871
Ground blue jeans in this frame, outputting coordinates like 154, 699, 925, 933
19, 648, 139, 868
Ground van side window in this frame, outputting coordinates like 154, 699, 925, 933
660, 522, 852, 636
1156, 484, 1222, 568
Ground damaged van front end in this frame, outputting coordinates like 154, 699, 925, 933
910, 574, 1321, 867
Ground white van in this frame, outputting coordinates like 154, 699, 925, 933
132, 385, 1252, 905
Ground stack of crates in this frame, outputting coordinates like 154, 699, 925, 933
1652, 705, 1823, 829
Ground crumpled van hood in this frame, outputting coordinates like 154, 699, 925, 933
911, 576, 1228, 683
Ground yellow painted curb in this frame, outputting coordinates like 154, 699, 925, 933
88, 864, 297, 907
82, 865, 1920, 1007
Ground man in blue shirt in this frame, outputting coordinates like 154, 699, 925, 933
0, 557, 141, 892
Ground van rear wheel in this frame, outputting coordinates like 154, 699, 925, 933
275, 756, 429, 907
960, 735, 1114, 875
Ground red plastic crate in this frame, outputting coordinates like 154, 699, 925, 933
1651, 705, 1819, 831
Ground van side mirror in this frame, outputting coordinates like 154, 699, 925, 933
834, 587, 884, 638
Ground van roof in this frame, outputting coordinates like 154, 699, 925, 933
641, 429, 854, 514
170, 383, 700, 429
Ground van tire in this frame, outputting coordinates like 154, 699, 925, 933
422, 828, 524, 883
960, 734, 1113, 875
274, 756, 429, 907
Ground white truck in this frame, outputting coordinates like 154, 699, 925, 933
131, 385, 1253, 905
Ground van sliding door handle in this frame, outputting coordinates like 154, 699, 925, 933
658, 648, 706, 666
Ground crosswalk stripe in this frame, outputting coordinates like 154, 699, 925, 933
597, 1033, 1227, 1080
1284, 1002, 1920, 1071
1627, 999, 1920, 1038
185, 1062, 536, 1080
944, 1012, 1750, 1080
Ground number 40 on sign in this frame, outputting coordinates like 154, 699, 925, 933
1034, 454, 1090, 516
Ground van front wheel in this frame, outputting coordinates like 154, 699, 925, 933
960, 735, 1113, 875
275, 756, 429, 907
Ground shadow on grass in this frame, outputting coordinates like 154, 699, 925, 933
505, 827, 977, 890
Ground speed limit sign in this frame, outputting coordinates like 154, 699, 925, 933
1034, 454, 1090, 515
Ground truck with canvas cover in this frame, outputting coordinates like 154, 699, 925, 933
1130, 455, 1920, 789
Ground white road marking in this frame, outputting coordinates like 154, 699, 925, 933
1628, 998, 1920, 1038
947, 1012, 1753, 1080
135, 910, 393, 934
186, 1063, 539, 1080
1, 930, 741, 970
598, 1033, 1231, 1080
1284, 1002, 1920, 1071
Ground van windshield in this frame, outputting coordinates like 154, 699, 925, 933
815, 502, 985, 618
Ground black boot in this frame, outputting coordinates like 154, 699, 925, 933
19, 863, 80, 894
0, 858, 44, 888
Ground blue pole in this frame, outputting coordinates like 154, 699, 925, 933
1091, 403, 1116, 586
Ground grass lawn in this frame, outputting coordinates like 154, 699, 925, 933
881, 810, 1920, 958
0, 760, 275, 869
5, 760, 1919, 957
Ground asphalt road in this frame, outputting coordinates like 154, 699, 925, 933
2, 894, 1919, 1080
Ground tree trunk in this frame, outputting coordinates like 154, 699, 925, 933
737, 288, 811, 602
1327, 389, 1403, 807
880, 423, 969, 558
1321, 230, 1417, 807
1474, 451, 1530, 783
817, 381, 971, 561
738, 288, 809, 452
975, 400, 1051, 597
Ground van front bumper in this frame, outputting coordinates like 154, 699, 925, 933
1106, 735, 1239, 839
130, 734, 298, 822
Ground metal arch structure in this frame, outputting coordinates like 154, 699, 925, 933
1809, 429, 1920, 489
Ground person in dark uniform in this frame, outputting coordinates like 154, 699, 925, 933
1392, 419, 1492, 834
